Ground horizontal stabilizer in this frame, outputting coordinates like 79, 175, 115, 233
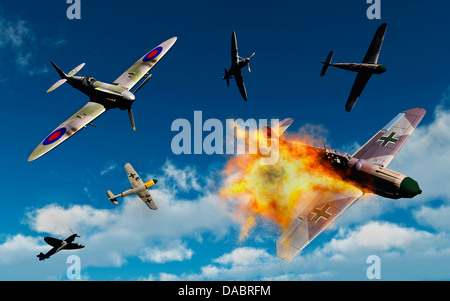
320, 51, 334, 77
67, 63, 86, 77
106, 190, 118, 205
47, 79, 67, 93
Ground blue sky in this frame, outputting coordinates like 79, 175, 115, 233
1, 0, 450, 280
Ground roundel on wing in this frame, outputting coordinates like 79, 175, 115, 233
142, 47, 163, 62
43, 128, 67, 145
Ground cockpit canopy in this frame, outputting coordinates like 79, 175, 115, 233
327, 149, 352, 166
82, 76, 97, 87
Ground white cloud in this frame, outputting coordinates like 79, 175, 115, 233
139, 241, 194, 263
413, 205, 450, 231
160, 160, 203, 192
0, 15, 50, 77
100, 162, 117, 176
213, 247, 271, 266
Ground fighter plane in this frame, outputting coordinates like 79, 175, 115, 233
28, 37, 177, 162
223, 31, 255, 101
274, 107, 425, 260
320, 23, 387, 112
106, 163, 158, 210
37, 232, 84, 261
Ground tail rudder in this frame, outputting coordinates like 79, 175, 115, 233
50, 61, 67, 79
47, 62, 85, 93
37, 252, 46, 261
262, 118, 294, 139
320, 51, 334, 77
106, 190, 118, 205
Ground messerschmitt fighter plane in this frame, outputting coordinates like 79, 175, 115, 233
269, 108, 425, 260
106, 163, 158, 210
223, 31, 255, 101
37, 232, 84, 261
320, 23, 387, 112
28, 37, 177, 162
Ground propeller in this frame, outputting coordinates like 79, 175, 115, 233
128, 107, 136, 131
127, 74, 152, 131
247, 52, 255, 72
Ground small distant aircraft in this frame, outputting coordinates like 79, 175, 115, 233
223, 31, 255, 101
320, 23, 387, 112
28, 37, 177, 162
37, 232, 84, 261
106, 163, 158, 210
272, 108, 426, 260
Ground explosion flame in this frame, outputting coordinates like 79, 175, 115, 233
220, 127, 362, 241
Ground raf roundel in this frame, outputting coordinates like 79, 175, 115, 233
142, 47, 163, 62
43, 128, 67, 145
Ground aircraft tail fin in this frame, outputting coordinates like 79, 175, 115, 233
320, 51, 334, 77
106, 190, 118, 205
262, 118, 294, 139
37, 252, 46, 261
223, 68, 230, 86
47, 62, 85, 93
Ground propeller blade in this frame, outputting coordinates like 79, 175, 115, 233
249, 52, 255, 59
248, 63, 251, 72
128, 108, 136, 131
133, 74, 152, 94
67, 63, 86, 77
47, 79, 67, 93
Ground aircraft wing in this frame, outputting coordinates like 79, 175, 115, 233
234, 70, 247, 101
231, 31, 238, 64
64, 243, 85, 250
28, 102, 106, 161
137, 190, 158, 210
345, 72, 372, 112
124, 163, 145, 189
276, 186, 363, 260
362, 23, 387, 64
44, 237, 62, 247
352, 108, 426, 168
113, 37, 177, 91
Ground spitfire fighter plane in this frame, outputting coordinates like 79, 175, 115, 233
28, 37, 177, 162
106, 163, 158, 210
320, 23, 387, 112
37, 232, 84, 261
273, 107, 425, 260
223, 31, 255, 101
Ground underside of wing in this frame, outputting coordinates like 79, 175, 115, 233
44, 237, 62, 247
352, 108, 426, 168
113, 37, 177, 91
124, 163, 144, 189
137, 190, 158, 210
28, 102, 106, 162
362, 23, 387, 64
234, 70, 247, 101
276, 186, 363, 260
345, 72, 372, 112
64, 243, 84, 250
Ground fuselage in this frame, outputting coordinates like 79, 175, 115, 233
330, 63, 387, 74
323, 149, 421, 199
66, 76, 135, 110
224, 58, 250, 78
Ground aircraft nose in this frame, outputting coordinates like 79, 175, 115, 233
399, 177, 422, 198
153, 179, 158, 184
